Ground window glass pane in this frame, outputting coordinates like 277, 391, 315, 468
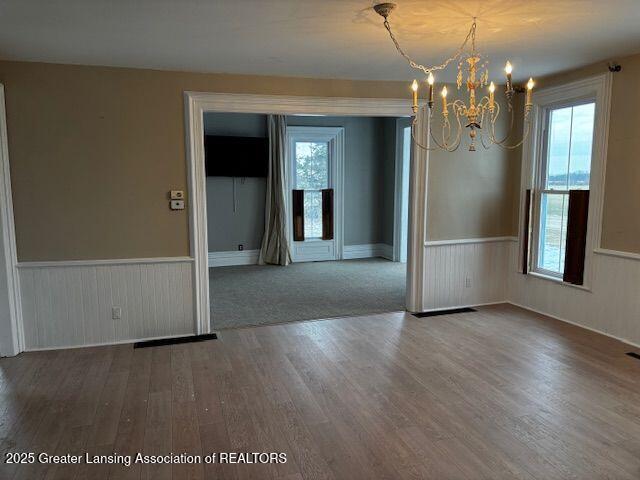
295, 142, 329, 190
546, 107, 572, 190
538, 193, 569, 274
568, 103, 595, 189
303, 191, 323, 239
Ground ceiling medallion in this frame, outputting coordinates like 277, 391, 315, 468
375, 3, 534, 152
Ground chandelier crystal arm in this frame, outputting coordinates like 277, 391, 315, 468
429, 110, 463, 152
409, 110, 462, 152
490, 118, 533, 150
410, 113, 435, 151
486, 101, 534, 150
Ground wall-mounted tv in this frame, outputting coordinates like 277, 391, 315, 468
204, 135, 269, 177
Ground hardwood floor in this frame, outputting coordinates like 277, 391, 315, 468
1, 303, 639, 479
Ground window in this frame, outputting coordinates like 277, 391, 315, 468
287, 126, 343, 262
293, 141, 330, 239
533, 101, 595, 276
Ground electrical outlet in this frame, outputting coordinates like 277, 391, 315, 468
465, 277, 472, 288
238, 244, 244, 251
112, 307, 122, 320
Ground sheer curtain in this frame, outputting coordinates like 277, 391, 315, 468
258, 115, 292, 265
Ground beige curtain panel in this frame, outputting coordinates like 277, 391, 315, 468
258, 115, 292, 266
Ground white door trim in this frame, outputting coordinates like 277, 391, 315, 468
0, 84, 24, 356
286, 126, 344, 262
183, 92, 426, 331
393, 118, 412, 263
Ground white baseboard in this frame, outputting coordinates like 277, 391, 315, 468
414, 299, 640, 350
209, 249, 260, 267
507, 301, 640, 349
379, 243, 393, 260
415, 301, 507, 314
24, 332, 200, 352
343, 243, 394, 260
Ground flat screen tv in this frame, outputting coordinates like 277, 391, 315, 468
204, 135, 269, 177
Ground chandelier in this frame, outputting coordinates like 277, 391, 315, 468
374, 3, 534, 152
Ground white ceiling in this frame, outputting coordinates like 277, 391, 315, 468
1, 0, 640, 82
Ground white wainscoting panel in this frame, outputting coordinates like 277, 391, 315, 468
208, 250, 259, 267
18, 258, 195, 350
343, 243, 393, 260
422, 239, 511, 311
507, 243, 640, 347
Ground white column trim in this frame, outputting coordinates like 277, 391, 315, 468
406, 107, 428, 312
0, 84, 24, 356
184, 92, 211, 335
184, 92, 419, 322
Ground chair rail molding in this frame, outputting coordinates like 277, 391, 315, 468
425, 236, 518, 246
594, 248, 640, 261
184, 91, 422, 328
0, 84, 24, 357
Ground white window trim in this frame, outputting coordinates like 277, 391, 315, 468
531, 100, 595, 278
519, 73, 612, 289
285, 126, 345, 261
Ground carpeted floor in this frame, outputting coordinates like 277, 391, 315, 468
210, 258, 406, 329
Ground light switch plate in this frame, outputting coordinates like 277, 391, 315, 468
170, 190, 184, 200
170, 199, 185, 210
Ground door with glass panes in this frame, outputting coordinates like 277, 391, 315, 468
287, 126, 343, 262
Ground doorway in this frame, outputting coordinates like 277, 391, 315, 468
184, 93, 428, 334
287, 126, 344, 262
205, 113, 408, 329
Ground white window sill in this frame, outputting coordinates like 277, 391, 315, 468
527, 270, 592, 292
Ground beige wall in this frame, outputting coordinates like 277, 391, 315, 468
4, 54, 638, 260
0, 61, 410, 261
428, 51, 640, 251
522, 53, 640, 254
426, 87, 521, 240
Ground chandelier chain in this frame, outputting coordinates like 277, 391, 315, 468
382, 17, 476, 75
376, 4, 533, 152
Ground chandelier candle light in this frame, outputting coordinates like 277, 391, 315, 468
374, 2, 534, 152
